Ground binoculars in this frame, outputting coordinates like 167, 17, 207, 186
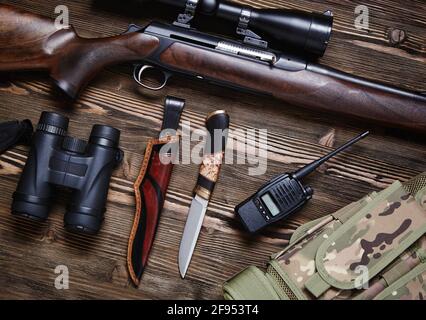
141, 0, 333, 57
12, 112, 123, 234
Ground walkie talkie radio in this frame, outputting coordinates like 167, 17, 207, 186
235, 131, 369, 233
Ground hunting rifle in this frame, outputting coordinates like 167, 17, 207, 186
0, 2, 425, 132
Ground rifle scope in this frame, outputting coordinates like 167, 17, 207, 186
142, 0, 333, 57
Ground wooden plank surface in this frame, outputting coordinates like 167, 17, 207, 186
0, 0, 425, 299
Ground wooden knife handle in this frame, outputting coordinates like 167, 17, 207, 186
194, 110, 230, 200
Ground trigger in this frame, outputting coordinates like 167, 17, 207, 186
163, 71, 172, 81
123, 24, 143, 34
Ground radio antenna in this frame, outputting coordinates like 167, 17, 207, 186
292, 131, 369, 180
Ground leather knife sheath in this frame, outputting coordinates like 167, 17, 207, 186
127, 97, 185, 286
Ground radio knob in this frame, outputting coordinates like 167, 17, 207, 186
305, 186, 314, 199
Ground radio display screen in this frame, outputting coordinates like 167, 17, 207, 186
261, 193, 280, 216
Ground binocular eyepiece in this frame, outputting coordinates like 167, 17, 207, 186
142, 0, 333, 57
12, 112, 123, 235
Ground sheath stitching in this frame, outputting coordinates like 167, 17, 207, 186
127, 135, 179, 286
135, 190, 148, 280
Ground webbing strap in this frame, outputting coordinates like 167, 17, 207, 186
223, 266, 280, 300
403, 172, 426, 197
381, 261, 412, 287
304, 273, 331, 298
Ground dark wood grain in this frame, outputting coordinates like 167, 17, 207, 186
159, 42, 426, 132
0, 0, 425, 300
0, 4, 160, 98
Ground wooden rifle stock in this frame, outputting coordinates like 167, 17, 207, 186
159, 42, 426, 133
0, 4, 159, 98
0, 4, 425, 132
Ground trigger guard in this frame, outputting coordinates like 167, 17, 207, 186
133, 65, 169, 91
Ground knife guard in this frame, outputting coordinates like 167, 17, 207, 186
194, 110, 230, 201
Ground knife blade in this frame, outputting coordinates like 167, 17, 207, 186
178, 110, 230, 278
179, 194, 209, 278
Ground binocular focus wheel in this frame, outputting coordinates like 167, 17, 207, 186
37, 112, 69, 136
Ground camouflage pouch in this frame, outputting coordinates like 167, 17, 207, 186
374, 260, 426, 300
223, 173, 426, 300
356, 236, 426, 300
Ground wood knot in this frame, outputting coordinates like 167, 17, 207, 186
41, 228, 57, 243
388, 28, 406, 46
204, 226, 215, 235
0, 82, 29, 95
318, 129, 336, 174
319, 129, 336, 148
122, 153, 131, 179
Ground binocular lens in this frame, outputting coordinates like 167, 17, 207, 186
64, 210, 103, 235
12, 194, 50, 221
89, 125, 121, 148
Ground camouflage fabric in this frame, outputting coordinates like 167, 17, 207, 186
375, 263, 426, 300
354, 236, 426, 299
385, 272, 425, 300
273, 198, 370, 298
317, 181, 426, 288
223, 173, 426, 301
